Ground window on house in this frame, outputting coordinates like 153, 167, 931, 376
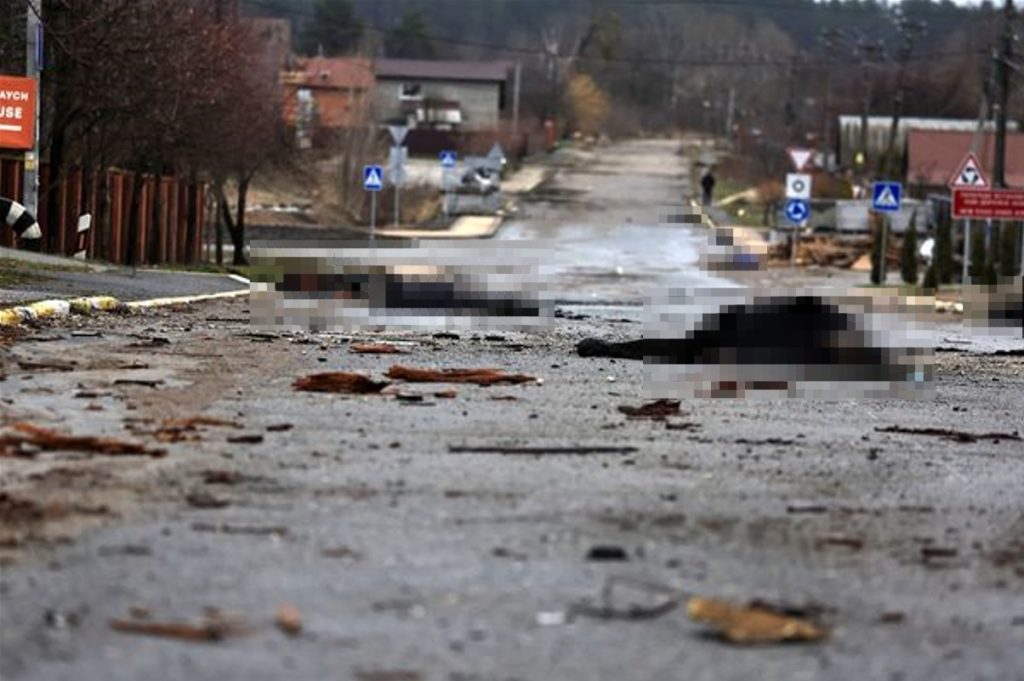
399, 83, 422, 100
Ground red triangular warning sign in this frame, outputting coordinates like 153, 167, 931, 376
949, 153, 989, 189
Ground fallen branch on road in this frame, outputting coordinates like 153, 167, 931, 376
293, 372, 389, 394
386, 365, 537, 386
350, 342, 409, 354
0, 423, 166, 458
618, 399, 681, 419
875, 425, 1021, 444
448, 445, 637, 455
109, 610, 248, 642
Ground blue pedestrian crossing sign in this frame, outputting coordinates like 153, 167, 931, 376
785, 198, 810, 224
872, 181, 902, 213
363, 165, 384, 192
439, 150, 457, 168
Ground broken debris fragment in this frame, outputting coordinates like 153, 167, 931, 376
617, 399, 681, 419
275, 603, 303, 636
0, 423, 166, 458
586, 545, 630, 561
875, 425, 1021, 444
109, 609, 248, 642
686, 597, 826, 644
448, 445, 637, 456
293, 372, 389, 394
350, 342, 409, 354
386, 365, 538, 386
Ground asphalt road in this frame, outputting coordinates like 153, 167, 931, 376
1, 140, 1023, 681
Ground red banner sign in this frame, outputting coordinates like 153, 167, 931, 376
952, 187, 1024, 220
0, 75, 37, 151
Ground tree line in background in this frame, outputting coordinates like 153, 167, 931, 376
1, 0, 288, 264
242, 0, 1018, 144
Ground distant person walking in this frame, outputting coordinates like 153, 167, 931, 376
700, 169, 716, 206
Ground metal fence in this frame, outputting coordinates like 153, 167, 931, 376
1, 157, 208, 264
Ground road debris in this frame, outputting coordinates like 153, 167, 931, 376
275, 603, 303, 636
185, 491, 231, 509
201, 469, 245, 485
815, 536, 864, 550
0, 422, 166, 458
686, 597, 827, 644
433, 389, 457, 399
572, 576, 681, 621
875, 426, 1021, 443
386, 365, 538, 386
226, 433, 264, 444
617, 399, 681, 419
536, 611, 568, 626
16, 359, 76, 372
266, 423, 294, 432
191, 522, 288, 537
350, 342, 409, 354
149, 416, 243, 442
921, 546, 958, 561
448, 445, 637, 456
109, 608, 248, 642
113, 378, 164, 388
586, 545, 629, 561
293, 372, 389, 394
786, 502, 829, 514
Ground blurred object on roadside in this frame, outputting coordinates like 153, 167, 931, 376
963, 277, 1024, 337
250, 239, 551, 332
639, 288, 934, 399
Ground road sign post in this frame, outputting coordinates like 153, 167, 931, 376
364, 165, 384, 239
784, 173, 812, 264
440, 150, 457, 219
870, 182, 903, 284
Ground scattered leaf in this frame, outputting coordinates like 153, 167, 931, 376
879, 611, 905, 624
875, 425, 1021, 444
275, 603, 302, 636
433, 389, 457, 399
227, 434, 264, 444
0, 423, 165, 458
109, 610, 247, 642
201, 469, 245, 485
293, 372, 389, 394
386, 365, 537, 386
687, 596, 827, 644
113, 378, 164, 388
815, 536, 864, 550
617, 399, 681, 419
17, 360, 76, 372
185, 491, 230, 509
350, 342, 408, 354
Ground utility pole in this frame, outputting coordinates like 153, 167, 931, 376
23, 0, 41, 220
883, 18, 925, 178
993, 0, 1014, 189
857, 40, 882, 173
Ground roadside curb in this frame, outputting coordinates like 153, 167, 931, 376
0, 288, 249, 327
375, 214, 505, 240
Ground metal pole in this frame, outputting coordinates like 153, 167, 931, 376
512, 61, 522, 136
393, 184, 399, 228
372, 193, 378, 240
23, 0, 41, 219
963, 219, 971, 283
993, 0, 1014, 189
879, 214, 889, 283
